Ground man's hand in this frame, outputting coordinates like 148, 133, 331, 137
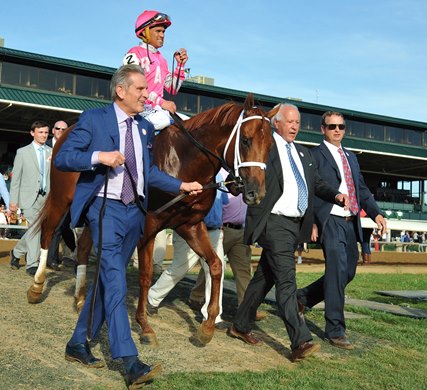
174, 48, 188, 65
375, 214, 387, 235
311, 224, 318, 242
9, 203, 18, 213
335, 193, 350, 210
98, 151, 125, 168
161, 100, 177, 114
180, 181, 203, 196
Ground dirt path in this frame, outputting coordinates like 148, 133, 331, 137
0, 240, 426, 389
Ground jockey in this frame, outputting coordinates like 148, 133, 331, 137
123, 10, 188, 130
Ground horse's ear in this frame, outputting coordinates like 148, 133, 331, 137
267, 103, 281, 120
243, 93, 255, 112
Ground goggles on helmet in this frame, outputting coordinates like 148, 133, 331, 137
135, 13, 171, 35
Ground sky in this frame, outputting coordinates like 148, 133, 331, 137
1, 1, 427, 123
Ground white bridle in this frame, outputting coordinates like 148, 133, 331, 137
223, 110, 270, 177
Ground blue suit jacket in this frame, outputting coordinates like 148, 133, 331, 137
54, 103, 182, 227
312, 142, 382, 242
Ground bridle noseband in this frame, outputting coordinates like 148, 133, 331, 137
223, 110, 270, 178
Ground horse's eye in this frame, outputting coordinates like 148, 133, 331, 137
241, 136, 251, 148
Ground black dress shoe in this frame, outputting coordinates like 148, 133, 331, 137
10, 250, 21, 270
26, 267, 38, 276
126, 359, 162, 389
65, 342, 105, 368
47, 262, 61, 271
146, 303, 159, 316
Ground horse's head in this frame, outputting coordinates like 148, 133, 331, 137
224, 94, 278, 205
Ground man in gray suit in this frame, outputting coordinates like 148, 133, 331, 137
9, 120, 52, 276
229, 104, 348, 362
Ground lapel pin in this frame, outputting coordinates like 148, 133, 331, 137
142, 129, 147, 135
299, 152, 304, 157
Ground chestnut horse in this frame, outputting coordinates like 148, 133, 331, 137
28, 93, 277, 345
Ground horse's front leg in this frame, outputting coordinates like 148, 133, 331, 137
178, 224, 223, 345
27, 209, 65, 304
135, 231, 159, 347
73, 226, 92, 313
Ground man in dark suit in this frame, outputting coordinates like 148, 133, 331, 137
46, 120, 68, 149
228, 103, 348, 362
55, 64, 202, 387
298, 111, 386, 350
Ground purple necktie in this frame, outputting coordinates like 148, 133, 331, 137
121, 117, 138, 205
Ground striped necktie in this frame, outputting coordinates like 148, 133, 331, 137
286, 143, 308, 214
121, 117, 138, 205
338, 148, 359, 215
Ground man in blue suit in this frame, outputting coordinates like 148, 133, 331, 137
55, 64, 202, 388
297, 111, 386, 350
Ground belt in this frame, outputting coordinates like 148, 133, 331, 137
223, 223, 243, 230
283, 215, 302, 223
332, 215, 354, 222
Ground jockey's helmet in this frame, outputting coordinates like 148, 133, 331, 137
135, 10, 171, 42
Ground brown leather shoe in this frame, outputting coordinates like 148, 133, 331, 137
228, 325, 262, 346
328, 336, 354, 350
255, 310, 268, 321
291, 342, 320, 362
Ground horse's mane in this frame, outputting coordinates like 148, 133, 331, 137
185, 102, 242, 131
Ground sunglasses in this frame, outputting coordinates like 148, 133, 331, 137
136, 13, 170, 34
324, 124, 346, 131
54, 126, 66, 131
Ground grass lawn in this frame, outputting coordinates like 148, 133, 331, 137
149, 273, 427, 390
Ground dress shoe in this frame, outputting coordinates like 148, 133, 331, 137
297, 300, 305, 317
328, 335, 354, 350
215, 321, 231, 332
187, 298, 204, 311
146, 303, 159, 316
255, 310, 268, 321
228, 325, 262, 346
126, 359, 162, 389
47, 262, 61, 271
10, 250, 21, 270
26, 267, 38, 276
65, 342, 105, 368
291, 341, 321, 362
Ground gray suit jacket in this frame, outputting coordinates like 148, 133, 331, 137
9, 143, 52, 211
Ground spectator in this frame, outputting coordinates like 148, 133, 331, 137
46, 120, 68, 149
9, 121, 52, 275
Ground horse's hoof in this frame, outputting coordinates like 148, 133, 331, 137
27, 283, 44, 304
141, 332, 159, 347
196, 322, 215, 345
